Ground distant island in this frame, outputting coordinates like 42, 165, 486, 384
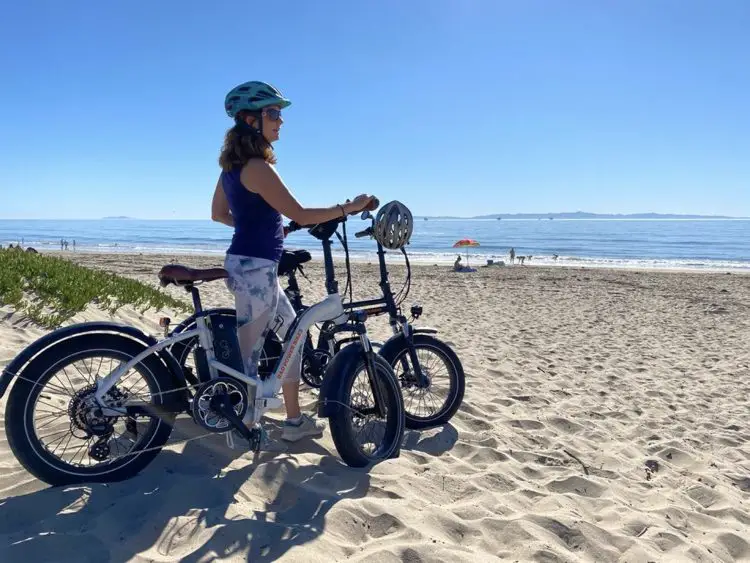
102, 216, 135, 220
419, 211, 745, 220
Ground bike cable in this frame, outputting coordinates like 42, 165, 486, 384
393, 246, 412, 307
335, 221, 354, 306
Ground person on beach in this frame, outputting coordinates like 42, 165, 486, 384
210, 81, 375, 444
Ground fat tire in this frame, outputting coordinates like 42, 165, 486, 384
328, 354, 405, 467
5, 334, 177, 486
381, 334, 465, 430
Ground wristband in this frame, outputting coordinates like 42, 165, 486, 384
338, 204, 346, 218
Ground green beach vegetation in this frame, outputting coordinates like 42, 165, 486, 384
0, 248, 189, 329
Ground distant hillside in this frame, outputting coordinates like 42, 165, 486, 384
420, 211, 743, 220
102, 216, 135, 220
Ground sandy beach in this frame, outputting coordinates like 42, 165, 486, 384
1, 252, 749, 562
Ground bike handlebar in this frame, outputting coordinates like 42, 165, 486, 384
284, 196, 379, 236
354, 228, 372, 239
286, 220, 304, 234
364, 197, 379, 211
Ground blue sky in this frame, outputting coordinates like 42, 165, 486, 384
1, 0, 748, 219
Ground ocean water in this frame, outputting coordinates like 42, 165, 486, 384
1, 218, 749, 272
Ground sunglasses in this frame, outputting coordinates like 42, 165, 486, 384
263, 108, 283, 121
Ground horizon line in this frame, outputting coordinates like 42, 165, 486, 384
1, 212, 750, 220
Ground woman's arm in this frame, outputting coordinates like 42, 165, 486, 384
240, 160, 373, 224
211, 176, 234, 227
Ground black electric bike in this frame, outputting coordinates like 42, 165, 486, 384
167, 211, 465, 430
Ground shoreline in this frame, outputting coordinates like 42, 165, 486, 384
39, 248, 750, 276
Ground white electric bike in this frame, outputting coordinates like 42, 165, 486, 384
0, 210, 405, 486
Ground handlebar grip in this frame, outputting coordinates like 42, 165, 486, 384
355, 229, 371, 238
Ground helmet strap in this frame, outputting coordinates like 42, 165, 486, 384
235, 113, 262, 137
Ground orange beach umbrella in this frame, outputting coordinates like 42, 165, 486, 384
453, 238, 480, 265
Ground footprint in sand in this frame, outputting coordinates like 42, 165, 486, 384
491, 397, 515, 407
404, 451, 430, 466
654, 446, 699, 469
714, 533, 750, 561
652, 530, 686, 553
452, 442, 510, 465
458, 415, 494, 433
545, 475, 606, 498
365, 513, 408, 540
527, 516, 588, 551
505, 419, 545, 431
545, 417, 584, 434
471, 472, 518, 494
508, 451, 563, 467
685, 483, 724, 509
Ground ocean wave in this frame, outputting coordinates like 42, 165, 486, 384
3, 218, 749, 273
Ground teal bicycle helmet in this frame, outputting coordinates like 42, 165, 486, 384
224, 81, 291, 118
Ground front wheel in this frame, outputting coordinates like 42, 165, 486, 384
380, 334, 465, 430
328, 353, 405, 467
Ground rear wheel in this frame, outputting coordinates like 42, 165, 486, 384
5, 334, 177, 485
329, 353, 405, 467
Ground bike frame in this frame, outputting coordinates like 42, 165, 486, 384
285, 242, 400, 341
95, 269, 352, 426
284, 228, 429, 383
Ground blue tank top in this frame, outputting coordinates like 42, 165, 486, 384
221, 166, 284, 262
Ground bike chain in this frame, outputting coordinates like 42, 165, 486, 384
2, 370, 375, 463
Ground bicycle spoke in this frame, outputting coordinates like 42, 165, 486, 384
26, 349, 164, 469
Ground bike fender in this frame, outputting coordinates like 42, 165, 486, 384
316, 342, 364, 418
334, 336, 359, 350
333, 336, 383, 354
378, 333, 408, 362
378, 327, 439, 355
0, 322, 186, 400
377, 326, 437, 359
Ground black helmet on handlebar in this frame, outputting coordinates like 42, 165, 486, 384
373, 200, 413, 250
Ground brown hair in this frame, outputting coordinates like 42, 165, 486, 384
218, 110, 276, 171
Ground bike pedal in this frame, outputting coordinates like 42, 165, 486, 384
226, 427, 261, 451
213, 396, 254, 441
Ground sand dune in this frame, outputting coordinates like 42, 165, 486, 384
1, 253, 749, 562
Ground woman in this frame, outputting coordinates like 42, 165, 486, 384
211, 80, 375, 444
